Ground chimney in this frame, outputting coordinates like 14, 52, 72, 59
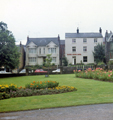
77, 27, 79, 33
20, 41, 22, 46
58, 34, 60, 42
99, 27, 102, 33
27, 36, 29, 42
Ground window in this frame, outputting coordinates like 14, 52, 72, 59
39, 48, 41, 54
83, 56, 87, 62
52, 57, 56, 62
43, 48, 45, 54
29, 57, 36, 62
48, 48, 56, 54
72, 39, 76, 43
83, 38, 87, 43
83, 46, 87, 51
72, 47, 76, 52
94, 38, 97, 43
29, 48, 36, 53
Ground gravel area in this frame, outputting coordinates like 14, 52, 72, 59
0, 104, 113, 120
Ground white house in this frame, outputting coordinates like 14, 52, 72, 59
26, 36, 60, 66
65, 28, 103, 64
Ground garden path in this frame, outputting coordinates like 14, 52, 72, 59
0, 104, 113, 120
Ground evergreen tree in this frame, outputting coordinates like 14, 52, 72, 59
62, 57, 68, 66
0, 21, 20, 70
93, 43, 105, 64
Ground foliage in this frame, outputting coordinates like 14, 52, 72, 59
0, 92, 10, 100
108, 60, 113, 65
0, 21, 20, 69
62, 57, 68, 66
0, 84, 17, 93
25, 81, 59, 89
0, 80, 76, 99
9, 86, 77, 98
46, 54, 52, 76
93, 43, 105, 64
1, 74, 113, 112
75, 67, 113, 81
46, 54, 52, 66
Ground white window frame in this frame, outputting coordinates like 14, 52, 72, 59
83, 56, 87, 62
72, 46, 76, 52
52, 57, 56, 63
29, 57, 36, 62
72, 39, 76, 43
94, 38, 97, 43
48, 48, 56, 54
39, 48, 41, 54
29, 48, 36, 53
83, 46, 87, 51
43, 48, 45, 54
83, 38, 87, 43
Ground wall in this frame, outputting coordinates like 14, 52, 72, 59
65, 37, 103, 64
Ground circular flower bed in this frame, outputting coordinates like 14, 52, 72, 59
0, 81, 77, 100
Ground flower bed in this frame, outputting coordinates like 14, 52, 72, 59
74, 68, 113, 81
0, 81, 77, 100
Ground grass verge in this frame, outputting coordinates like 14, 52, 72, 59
0, 74, 113, 112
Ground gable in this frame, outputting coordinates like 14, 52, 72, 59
27, 42, 37, 47
46, 41, 58, 47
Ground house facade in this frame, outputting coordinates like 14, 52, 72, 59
105, 31, 113, 63
65, 28, 103, 64
26, 36, 60, 66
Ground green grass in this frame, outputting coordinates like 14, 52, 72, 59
1, 74, 113, 112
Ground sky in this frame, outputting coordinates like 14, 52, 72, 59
1, 0, 113, 45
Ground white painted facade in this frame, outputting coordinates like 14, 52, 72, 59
26, 41, 59, 66
65, 37, 103, 64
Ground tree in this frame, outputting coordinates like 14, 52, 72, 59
93, 43, 105, 64
0, 21, 20, 70
46, 54, 52, 76
62, 57, 68, 66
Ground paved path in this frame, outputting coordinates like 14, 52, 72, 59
0, 104, 113, 120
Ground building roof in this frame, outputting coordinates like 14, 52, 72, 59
26, 37, 59, 46
65, 33, 103, 38
60, 40, 65, 45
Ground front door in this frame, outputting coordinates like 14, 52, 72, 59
74, 58, 76, 65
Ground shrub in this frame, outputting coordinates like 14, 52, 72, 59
0, 92, 10, 100
9, 86, 77, 98
75, 67, 113, 82
25, 81, 59, 90
0, 84, 17, 93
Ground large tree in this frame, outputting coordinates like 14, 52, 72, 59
0, 21, 20, 70
93, 43, 105, 64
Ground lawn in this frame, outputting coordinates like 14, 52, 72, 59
0, 74, 113, 112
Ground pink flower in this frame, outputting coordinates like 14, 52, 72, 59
78, 70, 81, 72
108, 74, 110, 77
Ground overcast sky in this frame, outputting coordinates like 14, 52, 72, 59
1, 0, 113, 45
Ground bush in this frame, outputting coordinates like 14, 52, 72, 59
75, 67, 113, 82
0, 92, 10, 100
0, 84, 17, 93
9, 86, 77, 98
25, 81, 59, 90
